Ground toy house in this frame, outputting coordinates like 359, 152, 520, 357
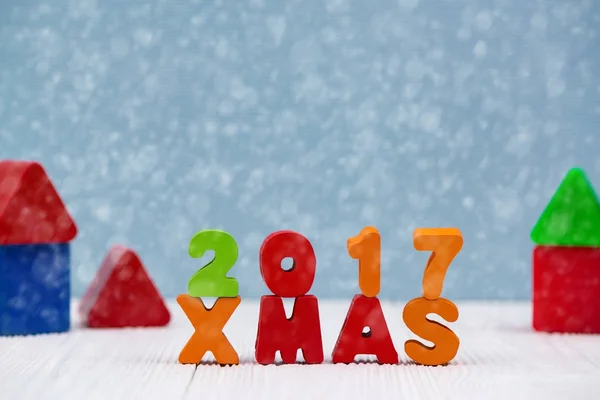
530, 167, 600, 333
0, 160, 77, 336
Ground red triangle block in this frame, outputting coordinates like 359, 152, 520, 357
0, 160, 77, 245
79, 245, 171, 328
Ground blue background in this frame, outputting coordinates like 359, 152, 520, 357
1, 0, 599, 300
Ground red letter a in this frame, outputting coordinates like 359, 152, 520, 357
255, 295, 324, 365
332, 294, 399, 364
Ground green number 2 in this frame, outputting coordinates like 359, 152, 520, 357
187, 229, 239, 298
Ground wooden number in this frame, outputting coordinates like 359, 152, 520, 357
259, 230, 316, 297
347, 226, 380, 297
413, 228, 463, 300
402, 297, 460, 366
187, 229, 239, 298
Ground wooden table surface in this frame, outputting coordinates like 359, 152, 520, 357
0, 300, 598, 400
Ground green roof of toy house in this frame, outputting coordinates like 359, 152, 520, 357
530, 167, 600, 247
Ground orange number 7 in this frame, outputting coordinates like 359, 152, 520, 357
413, 228, 463, 300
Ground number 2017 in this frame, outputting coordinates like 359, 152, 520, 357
177, 226, 463, 367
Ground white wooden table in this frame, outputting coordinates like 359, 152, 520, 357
1, 300, 599, 400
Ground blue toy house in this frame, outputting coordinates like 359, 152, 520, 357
0, 160, 78, 336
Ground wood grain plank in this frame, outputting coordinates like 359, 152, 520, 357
0, 301, 598, 400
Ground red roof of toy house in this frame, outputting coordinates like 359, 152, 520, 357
0, 160, 77, 245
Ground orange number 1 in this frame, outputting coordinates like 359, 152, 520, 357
347, 226, 380, 298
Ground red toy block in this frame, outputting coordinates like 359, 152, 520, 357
332, 294, 398, 364
79, 245, 170, 328
0, 160, 77, 245
259, 230, 317, 297
533, 245, 600, 333
255, 295, 324, 365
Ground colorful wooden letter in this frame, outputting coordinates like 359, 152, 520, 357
79, 245, 171, 328
332, 295, 398, 364
403, 227, 462, 366
255, 230, 324, 365
178, 228, 242, 365
178, 294, 241, 365
188, 229, 239, 298
255, 295, 323, 364
402, 297, 460, 366
333, 227, 398, 364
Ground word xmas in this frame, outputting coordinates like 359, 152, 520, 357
177, 227, 463, 367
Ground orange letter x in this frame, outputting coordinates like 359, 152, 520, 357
177, 294, 241, 365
